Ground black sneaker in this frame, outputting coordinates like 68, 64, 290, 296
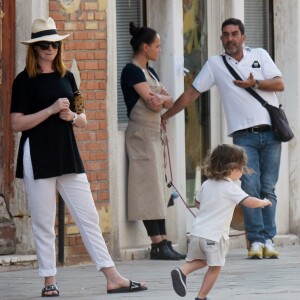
171, 268, 186, 297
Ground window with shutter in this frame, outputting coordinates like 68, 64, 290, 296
116, 0, 144, 124
244, 0, 273, 56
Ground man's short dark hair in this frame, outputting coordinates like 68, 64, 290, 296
221, 18, 245, 35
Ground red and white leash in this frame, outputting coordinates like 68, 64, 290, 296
161, 121, 196, 218
161, 121, 245, 237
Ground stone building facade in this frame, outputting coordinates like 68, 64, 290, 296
1, 0, 300, 269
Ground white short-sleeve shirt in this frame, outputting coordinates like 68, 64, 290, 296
190, 178, 248, 242
192, 47, 282, 135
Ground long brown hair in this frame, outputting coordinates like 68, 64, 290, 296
25, 42, 67, 78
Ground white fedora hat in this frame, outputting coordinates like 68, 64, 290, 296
21, 17, 70, 45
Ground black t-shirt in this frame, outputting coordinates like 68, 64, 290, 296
120, 63, 160, 117
11, 70, 84, 179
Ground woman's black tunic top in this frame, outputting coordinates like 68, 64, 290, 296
10, 70, 84, 179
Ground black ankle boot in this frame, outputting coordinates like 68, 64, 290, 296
167, 240, 187, 259
150, 240, 180, 260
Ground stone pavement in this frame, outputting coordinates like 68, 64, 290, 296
0, 245, 300, 300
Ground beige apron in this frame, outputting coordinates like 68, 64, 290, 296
125, 64, 167, 221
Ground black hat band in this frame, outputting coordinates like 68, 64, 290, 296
31, 29, 58, 39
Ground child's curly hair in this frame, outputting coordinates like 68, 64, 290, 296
202, 144, 252, 180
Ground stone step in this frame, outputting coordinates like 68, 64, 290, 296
120, 233, 300, 260
0, 254, 38, 273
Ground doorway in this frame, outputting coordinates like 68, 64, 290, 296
183, 0, 210, 206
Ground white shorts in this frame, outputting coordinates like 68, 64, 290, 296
186, 235, 229, 266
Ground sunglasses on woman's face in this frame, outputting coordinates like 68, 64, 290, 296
35, 41, 61, 50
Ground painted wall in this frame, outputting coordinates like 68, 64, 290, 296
274, 0, 300, 236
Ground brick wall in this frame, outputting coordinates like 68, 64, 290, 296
49, 0, 109, 266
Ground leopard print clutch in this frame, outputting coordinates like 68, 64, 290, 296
74, 91, 84, 114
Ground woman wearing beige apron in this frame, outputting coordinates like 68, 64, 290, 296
121, 22, 186, 260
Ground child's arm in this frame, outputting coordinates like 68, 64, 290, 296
242, 197, 272, 208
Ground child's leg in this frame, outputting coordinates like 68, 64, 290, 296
198, 266, 221, 299
181, 259, 207, 275
171, 259, 206, 297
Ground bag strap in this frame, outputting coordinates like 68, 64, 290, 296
221, 55, 268, 107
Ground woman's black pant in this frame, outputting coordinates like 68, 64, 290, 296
143, 219, 166, 237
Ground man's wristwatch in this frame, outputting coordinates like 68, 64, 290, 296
253, 80, 260, 89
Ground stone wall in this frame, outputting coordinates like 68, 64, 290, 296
0, 196, 16, 254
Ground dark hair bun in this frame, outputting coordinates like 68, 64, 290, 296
129, 22, 141, 37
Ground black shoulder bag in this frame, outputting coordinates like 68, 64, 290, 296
222, 55, 294, 142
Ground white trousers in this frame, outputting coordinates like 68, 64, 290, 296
23, 139, 115, 277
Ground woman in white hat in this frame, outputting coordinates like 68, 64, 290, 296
10, 17, 147, 297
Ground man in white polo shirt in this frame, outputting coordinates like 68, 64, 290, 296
162, 18, 284, 259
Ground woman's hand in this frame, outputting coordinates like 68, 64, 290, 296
58, 108, 87, 127
133, 82, 174, 112
10, 97, 84, 133
147, 92, 164, 109
49, 98, 70, 114
147, 92, 164, 107
10, 97, 70, 132
160, 85, 169, 96
59, 108, 76, 122
159, 86, 174, 108
147, 92, 174, 112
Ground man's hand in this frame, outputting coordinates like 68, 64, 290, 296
194, 199, 200, 209
233, 72, 256, 89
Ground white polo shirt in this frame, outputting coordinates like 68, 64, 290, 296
190, 178, 248, 242
192, 47, 282, 135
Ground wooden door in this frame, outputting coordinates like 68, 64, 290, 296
0, 0, 15, 206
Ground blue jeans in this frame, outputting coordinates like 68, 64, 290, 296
232, 130, 282, 244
